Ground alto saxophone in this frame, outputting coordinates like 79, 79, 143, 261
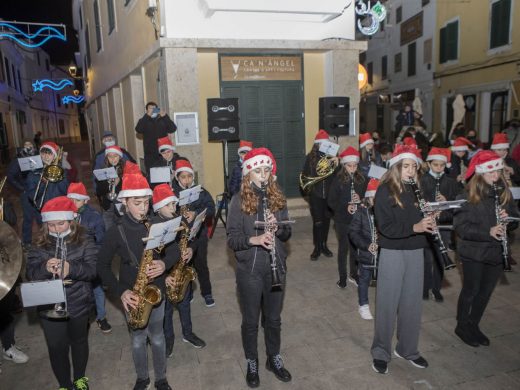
127, 221, 163, 329
166, 213, 197, 303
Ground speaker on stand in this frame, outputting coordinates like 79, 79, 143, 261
319, 97, 350, 137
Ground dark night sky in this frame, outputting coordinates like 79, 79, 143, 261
0, 0, 78, 65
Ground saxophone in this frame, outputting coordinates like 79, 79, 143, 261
166, 214, 197, 303
127, 221, 163, 329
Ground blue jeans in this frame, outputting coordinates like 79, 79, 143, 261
22, 194, 42, 244
163, 283, 193, 341
92, 282, 106, 321
358, 264, 372, 306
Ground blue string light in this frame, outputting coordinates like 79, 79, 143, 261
0, 22, 66, 48
62, 95, 85, 104
32, 79, 74, 92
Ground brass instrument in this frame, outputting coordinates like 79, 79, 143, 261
32, 147, 65, 210
107, 178, 118, 201
0, 176, 7, 221
299, 156, 336, 193
127, 221, 163, 329
42, 232, 69, 319
0, 221, 23, 300
493, 183, 512, 272
166, 218, 197, 303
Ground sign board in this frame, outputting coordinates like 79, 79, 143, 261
220, 55, 302, 81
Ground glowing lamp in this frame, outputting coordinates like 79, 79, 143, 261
358, 64, 368, 90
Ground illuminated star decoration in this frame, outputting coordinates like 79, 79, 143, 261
0, 22, 66, 48
62, 95, 85, 104
32, 79, 74, 92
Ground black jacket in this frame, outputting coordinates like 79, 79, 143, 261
374, 182, 428, 250
26, 233, 97, 318
227, 189, 291, 275
301, 151, 337, 199
454, 188, 519, 264
327, 171, 367, 224
97, 214, 176, 298
420, 172, 460, 224
349, 206, 377, 265
135, 114, 177, 168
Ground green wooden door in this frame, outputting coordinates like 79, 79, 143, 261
221, 81, 305, 197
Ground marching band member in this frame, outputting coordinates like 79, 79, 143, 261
151, 184, 205, 357
301, 129, 337, 261
97, 173, 173, 390
449, 137, 473, 187
328, 146, 367, 288
172, 159, 216, 307
153, 136, 182, 186
359, 133, 383, 177
349, 178, 380, 320
67, 182, 112, 333
92, 132, 135, 173
229, 140, 253, 197
490, 133, 520, 186
453, 150, 519, 347
420, 148, 459, 302
26, 197, 97, 390
227, 148, 292, 387
371, 145, 431, 375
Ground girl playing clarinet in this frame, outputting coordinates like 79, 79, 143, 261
227, 148, 292, 388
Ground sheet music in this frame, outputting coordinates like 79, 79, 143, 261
179, 185, 202, 206
21, 280, 65, 307
150, 167, 171, 183
368, 164, 387, 179
319, 141, 339, 157
189, 208, 207, 241
18, 155, 43, 171
93, 167, 118, 181
510, 187, 520, 200
144, 216, 182, 250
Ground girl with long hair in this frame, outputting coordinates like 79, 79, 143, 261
227, 148, 292, 388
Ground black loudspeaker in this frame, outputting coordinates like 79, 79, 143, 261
207, 98, 240, 141
319, 96, 350, 136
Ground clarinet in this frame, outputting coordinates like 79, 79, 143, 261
350, 174, 358, 212
408, 178, 456, 270
493, 183, 512, 272
261, 182, 283, 291
367, 208, 378, 280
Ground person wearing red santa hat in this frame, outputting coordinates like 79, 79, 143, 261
26, 196, 97, 390
453, 150, 519, 348
490, 132, 520, 186
227, 147, 292, 387
420, 148, 460, 302
449, 137, 474, 186
328, 146, 367, 288
301, 129, 339, 260
229, 140, 254, 196
359, 132, 384, 177
348, 178, 380, 320
97, 173, 174, 390
371, 145, 432, 375
151, 136, 183, 187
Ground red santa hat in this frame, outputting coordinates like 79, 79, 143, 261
105, 145, 123, 158
152, 183, 179, 212
238, 140, 253, 155
339, 146, 360, 164
67, 182, 90, 201
403, 137, 418, 149
427, 147, 452, 168
389, 144, 422, 168
364, 178, 380, 198
242, 147, 277, 176
490, 133, 509, 150
175, 159, 194, 176
123, 161, 142, 175
117, 173, 152, 200
359, 133, 374, 148
314, 129, 330, 144
40, 141, 59, 158
465, 150, 504, 180
451, 137, 474, 152
157, 136, 175, 152
41, 196, 78, 222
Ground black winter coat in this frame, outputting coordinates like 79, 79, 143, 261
327, 171, 367, 224
135, 114, 177, 168
349, 206, 377, 265
26, 233, 97, 318
227, 190, 291, 275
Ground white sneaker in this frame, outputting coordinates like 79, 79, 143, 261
3, 345, 29, 363
358, 304, 373, 320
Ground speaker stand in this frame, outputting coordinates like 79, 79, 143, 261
210, 140, 230, 238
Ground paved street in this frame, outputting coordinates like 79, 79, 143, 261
1, 143, 520, 389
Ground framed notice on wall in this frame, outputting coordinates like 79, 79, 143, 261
174, 112, 199, 145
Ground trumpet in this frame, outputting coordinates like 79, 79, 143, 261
299, 156, 336, 192
32, 147, 65, 210
107, 178, 118, 201
43, 232, 69, 319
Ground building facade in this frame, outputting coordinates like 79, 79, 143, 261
434, 0, 520, 144
359, 0, 436, 142
73, 0, 366, 198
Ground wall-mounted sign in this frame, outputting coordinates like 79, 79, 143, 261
400, 11, 423, 46
220, 55, 302, 81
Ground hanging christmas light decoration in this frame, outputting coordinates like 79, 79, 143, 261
355, 0, 387, 36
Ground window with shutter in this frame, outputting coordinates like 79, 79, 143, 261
408, 42, 416, 76
94, 0, 102, 52
367, 62, 373, 84
490, 0, 511, 49
439, 20, 458, 63
382, 56, 388, 80
394, 53, 402, 73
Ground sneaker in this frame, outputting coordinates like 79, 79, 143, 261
358, 304, 373, 320
96, 318, 112, 333
432, 290, 444, 302
154, 379, 172, 390
348, 275, 358, 287
3, 345, 29, 363
266, 354, 292, 382
246, 359, 260, 388
182, 333, 206, 349
336, 280, 346, 289
165, 337, 174, 358
73, 376, 89, 390
203, 294, 215, 307
133, 378, 151, 390
372, 359, 388, 374
394, 350, 428, 368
